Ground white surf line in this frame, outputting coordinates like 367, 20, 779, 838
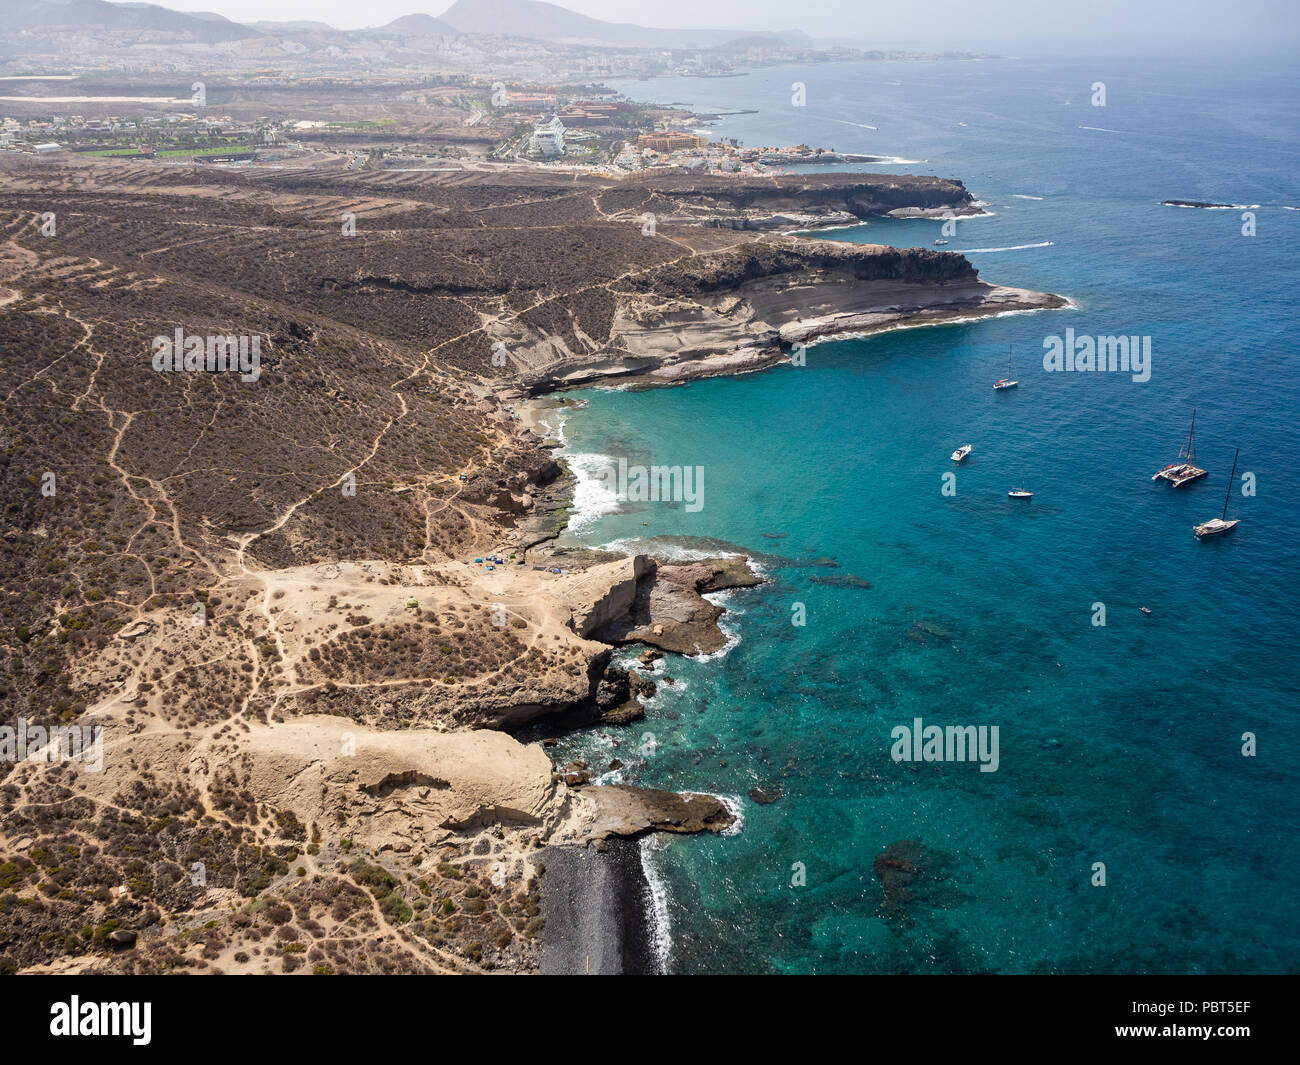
557, 451, 620, 531
959, 241, 1055, 253
639, 835, 673, 975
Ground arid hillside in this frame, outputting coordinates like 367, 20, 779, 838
0, 155, 1057, 974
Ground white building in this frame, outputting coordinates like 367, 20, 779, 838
529, 116, 566, 158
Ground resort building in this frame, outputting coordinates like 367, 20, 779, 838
637, 131, 706, 152
529, 116, 566, 158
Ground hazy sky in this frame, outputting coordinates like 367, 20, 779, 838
166, 0, 1299, 50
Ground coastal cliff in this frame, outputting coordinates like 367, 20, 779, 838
490, 237, 1065, 392
622, 172, 981, 229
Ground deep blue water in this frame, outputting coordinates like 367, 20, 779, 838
551, 56, 1300, 974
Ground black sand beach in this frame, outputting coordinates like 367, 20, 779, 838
537, 840, 656, 975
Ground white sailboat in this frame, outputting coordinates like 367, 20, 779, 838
994, 345, 1018, 390
1194, 448, 1241, 539
1008, 464, 1032, 498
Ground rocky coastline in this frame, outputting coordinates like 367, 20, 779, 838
0, 150, 1068, 975
505, 239, 1067, 973
494, 240, 1066, 396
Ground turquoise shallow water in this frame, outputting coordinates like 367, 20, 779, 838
550, 55, 1300, 974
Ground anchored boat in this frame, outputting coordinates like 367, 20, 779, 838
994, 345, 1018, 390
1194, 448, 1241, 539
1008, 465, 1032, 498
951, 444, 972, 462
1152, 408, 1208, 487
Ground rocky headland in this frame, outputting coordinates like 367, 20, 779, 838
497, 238, 1065, 393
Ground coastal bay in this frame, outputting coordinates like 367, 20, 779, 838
541, 54, 1300, 974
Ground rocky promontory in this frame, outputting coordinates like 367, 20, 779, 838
504, 238, 1065, 393
592, 556, 763, 655
628, 172, 982, 227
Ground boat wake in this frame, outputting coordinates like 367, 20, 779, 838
1011, 194, 1045, 200
1078, 125, 1131, 133
816, 115, 879, 130
959, 240, 1055, 253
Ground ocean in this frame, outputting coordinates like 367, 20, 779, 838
545, 54, 1300, 974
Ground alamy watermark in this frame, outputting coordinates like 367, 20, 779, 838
152, 328, 262, 382
890, 717, 1000, 773
1, 718, 104, 772
1043, 329, 1151, 382
590, 458, 704, 512
50, 997, 150, 1045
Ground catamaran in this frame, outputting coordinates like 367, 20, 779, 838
951, 444, 972, 462
1194, 448, 1241, 539
994, 346, 1018, 390
1152, 408, 1208, 487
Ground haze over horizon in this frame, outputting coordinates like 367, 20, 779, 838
151, 0, 1299, 52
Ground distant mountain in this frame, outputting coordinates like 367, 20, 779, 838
716, 32, 814, 52
7, 0, 809, 52
10, 0, 262, 43
439, 0, 808, 49
249, 20, 337, 33
375, 13, 459, 36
